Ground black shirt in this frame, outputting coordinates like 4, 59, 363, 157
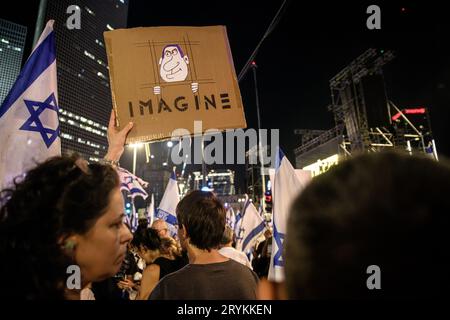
153, 257, 183, 280
149, 259, 259, 300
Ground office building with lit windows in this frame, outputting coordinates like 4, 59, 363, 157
41, 0, 129, 161
0, 19, 27, 105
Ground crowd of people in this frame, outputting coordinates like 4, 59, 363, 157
0, 111, 449, 299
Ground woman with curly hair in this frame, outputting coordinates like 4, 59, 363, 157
0, 111, 134, 299
130, 228, 185, 300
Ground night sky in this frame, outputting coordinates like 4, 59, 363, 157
127, 0, 450, 159
3, 1, 450, 191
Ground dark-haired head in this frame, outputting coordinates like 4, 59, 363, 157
176, 190, 226, 251
0, 155, 132, 299
285, 151, 450, 299
132, 227, 162, 263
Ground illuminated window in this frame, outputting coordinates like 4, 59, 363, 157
84, 50, 95, 60
85, 7, 95, 16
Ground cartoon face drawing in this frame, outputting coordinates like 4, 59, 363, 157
158, 44, 189, 82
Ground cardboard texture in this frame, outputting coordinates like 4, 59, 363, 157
104, 26, 247, 144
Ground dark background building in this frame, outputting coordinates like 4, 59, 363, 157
0, 19, 27, 105
41, 0, 129, 161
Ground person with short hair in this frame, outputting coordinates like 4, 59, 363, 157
151, 219, 169, 239
149, 191, 259, 300
218, 226, 253, 269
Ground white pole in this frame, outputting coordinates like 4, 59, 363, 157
133, 145, 137, 175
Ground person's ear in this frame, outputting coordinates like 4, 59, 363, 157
159, 57, 162, 65
184, 56, 189, 64
59, 235, 79, 256
257, 278, 288, 300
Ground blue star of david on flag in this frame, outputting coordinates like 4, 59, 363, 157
273, 224, 285, 267
19, 93, 60, 148
156, 208, 178, 226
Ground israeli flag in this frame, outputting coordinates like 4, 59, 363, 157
236, 202, 266, 253
116, 166, 149, 199
225, 206, 236, 230
0, 20, 60, 188
268, 148, 312, 282
234, 196, 250, 242
156, 172, 180, 237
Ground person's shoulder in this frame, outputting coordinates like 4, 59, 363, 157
226, 259, 259, 280
144, 263, 160, 274
158, 263, 191, 283
225, 258, 250, 270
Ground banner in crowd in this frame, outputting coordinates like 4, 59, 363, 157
104, 26, 247, 144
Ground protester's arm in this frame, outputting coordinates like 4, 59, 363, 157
137, 264, 161, 300
104, 109, 134, 163
117, 278, 137, 291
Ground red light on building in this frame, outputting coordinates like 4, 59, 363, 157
404, 108, 426, 115
392, 112, 402, 121
392, 108, 426, 121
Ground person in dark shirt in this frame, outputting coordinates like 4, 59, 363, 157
149, 190, 259, 300
258, 152, 450, 299
154, 237, 187, 279
252, 230, 272, 278
131, 228, 186, 299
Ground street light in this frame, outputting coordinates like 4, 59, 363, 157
167, 141, 173, 148
130, 143, 143, 175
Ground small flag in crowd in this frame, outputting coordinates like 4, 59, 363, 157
156, 172, 180, 237
226, 206, 236, 230
234, 194, 250, 241
0, 20, 60, 189
116, 166, 149, 199
236, 202, 266, 253
268, 148, 311, 282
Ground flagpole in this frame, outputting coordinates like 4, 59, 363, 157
133, 145, 137, 175
33, 0, 48, 48
202, 137, 207, 188
251, 62, 266, 207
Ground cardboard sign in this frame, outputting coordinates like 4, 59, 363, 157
104, 26, 247, 144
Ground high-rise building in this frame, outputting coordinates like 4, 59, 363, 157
41, 0, 129, 161
0, 19, 27, 105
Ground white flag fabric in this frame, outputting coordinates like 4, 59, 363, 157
268, 148, 312, 282
236, 202, 266, 253
156, 172, 180, 237
148, 193, 155, 226
225, 206, 236, 230
268, 168, 312, 191
0, 20, 60, 189
116, 166, 149, 199
234, 194, 250, 241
